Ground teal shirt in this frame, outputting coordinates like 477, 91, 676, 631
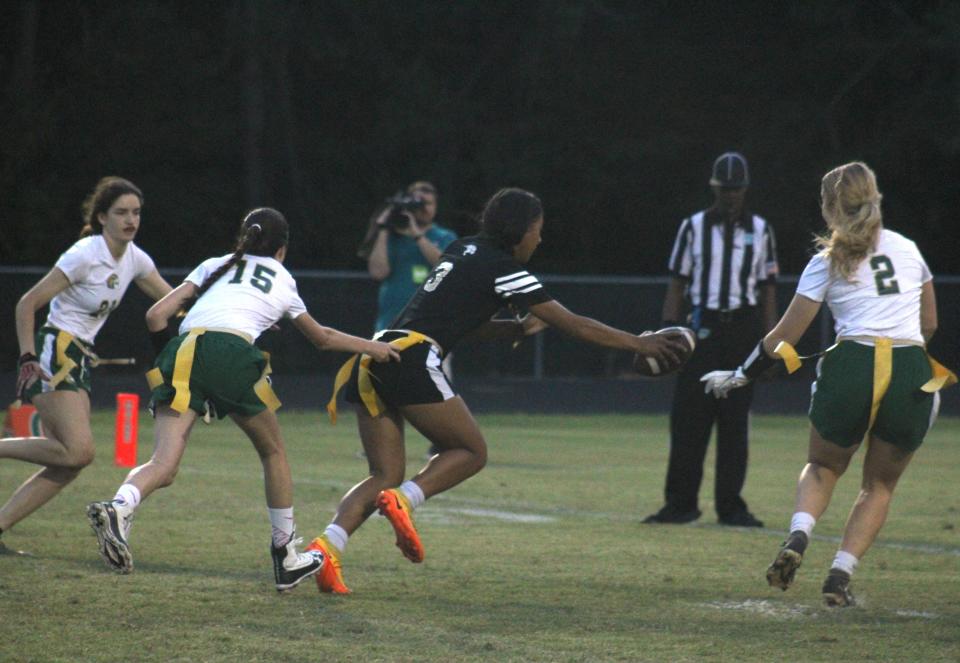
375, 224, 458, 332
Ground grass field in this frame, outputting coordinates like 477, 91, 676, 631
1, 411, 958, 662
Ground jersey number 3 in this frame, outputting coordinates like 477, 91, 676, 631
228, 260, 276, 294
423, 261, 453, 292
870, 255, 900, 296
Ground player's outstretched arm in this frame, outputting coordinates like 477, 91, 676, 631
701, 294, 821, 398
291, 313, 399, 363
528, 300, 685, 366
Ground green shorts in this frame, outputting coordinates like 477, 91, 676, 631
809, 342, 937, 452
23, 326, 93, 401
149, 331, 276, 420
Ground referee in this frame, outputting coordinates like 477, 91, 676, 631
644, 152, 779, 526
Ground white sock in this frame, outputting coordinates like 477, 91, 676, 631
789, 511, 816, 537
831, 550, 859, 576
268, 507, 295, 547
400, 480, 425, 510
324, 524, 349, 553
113, 484, 141, 510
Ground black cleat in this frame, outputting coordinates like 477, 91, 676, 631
766, 531, 808, 590
271, 535, 323, 592
822, 569, 856, 607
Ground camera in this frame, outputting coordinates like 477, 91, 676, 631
383, 192, 426, 230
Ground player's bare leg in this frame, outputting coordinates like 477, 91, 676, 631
0, 391, 94, 534
767, 426, 858, 590
87, 406, 195, 573
233, 409, 321, 591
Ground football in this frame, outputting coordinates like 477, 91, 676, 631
633, 326, 697, 377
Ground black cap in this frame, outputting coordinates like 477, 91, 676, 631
709, 152, 749, 188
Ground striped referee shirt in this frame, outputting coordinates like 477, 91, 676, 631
668, 209, 778, 310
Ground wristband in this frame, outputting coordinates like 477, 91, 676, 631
740, 339, 778, 379
412, 233, 425, 241
18, 352, 38, 367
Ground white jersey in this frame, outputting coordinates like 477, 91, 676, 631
46, 235, 156, 344
796, 229, 932, 343
179, 254, 306, 341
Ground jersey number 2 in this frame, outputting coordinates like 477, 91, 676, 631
228, 260, 276, 294
870, 255, 900, 296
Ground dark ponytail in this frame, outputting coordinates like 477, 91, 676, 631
478, 188, 543, 251
190, 208, 289, 305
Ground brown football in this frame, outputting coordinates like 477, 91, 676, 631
633, 326, 697, 377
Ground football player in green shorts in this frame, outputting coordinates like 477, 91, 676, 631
86, 207, 399, 591
702, 162, 955, 607
0, 177, 172, 555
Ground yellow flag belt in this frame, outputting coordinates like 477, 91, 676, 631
773, 337, 957, 434
326, 331, 439, 424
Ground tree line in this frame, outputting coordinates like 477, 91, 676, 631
2, 0, 958, 276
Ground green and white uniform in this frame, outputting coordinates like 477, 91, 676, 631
798, 229, 937, 450
27, 235, 155, 398
149, 254, 305, 419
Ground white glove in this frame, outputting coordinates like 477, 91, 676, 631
700, 367, 750, 399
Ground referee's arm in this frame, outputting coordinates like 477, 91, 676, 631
758, 221, 780, 333
662, 217, 693, 326
661, 276, 688, 326
760, 282, 777, 333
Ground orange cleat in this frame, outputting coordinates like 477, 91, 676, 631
376, 488, 424, 563
306, 536, 351, 594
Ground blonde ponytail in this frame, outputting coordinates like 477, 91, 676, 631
815, 162, 883, 280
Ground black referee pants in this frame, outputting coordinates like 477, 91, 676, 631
663, 310, 760, 518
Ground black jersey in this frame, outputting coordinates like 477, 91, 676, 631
391, 235, 553, 352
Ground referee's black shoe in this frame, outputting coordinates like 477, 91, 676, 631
718, 511, 764, 528
642, 505, 702, 524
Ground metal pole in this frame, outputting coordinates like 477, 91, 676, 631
533, 334, 544, 380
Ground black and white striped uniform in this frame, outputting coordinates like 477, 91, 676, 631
668, 209, 778, 311
659, 207, 779, 522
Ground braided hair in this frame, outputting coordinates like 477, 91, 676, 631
192, 207, 289, 302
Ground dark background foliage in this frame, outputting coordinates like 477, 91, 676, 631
2, 0, 958, 276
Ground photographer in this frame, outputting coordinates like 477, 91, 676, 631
359, 181, 458, 333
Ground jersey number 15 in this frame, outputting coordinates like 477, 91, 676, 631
228, 260, 276, 294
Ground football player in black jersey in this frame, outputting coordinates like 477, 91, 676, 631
308, 188, 687, 594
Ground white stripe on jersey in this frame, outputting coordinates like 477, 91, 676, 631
516, 283, 542, 293
497, 275, 538, 289
495, 271, 532, 284
494, 272, 542, 296
493, 275, 543, 297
